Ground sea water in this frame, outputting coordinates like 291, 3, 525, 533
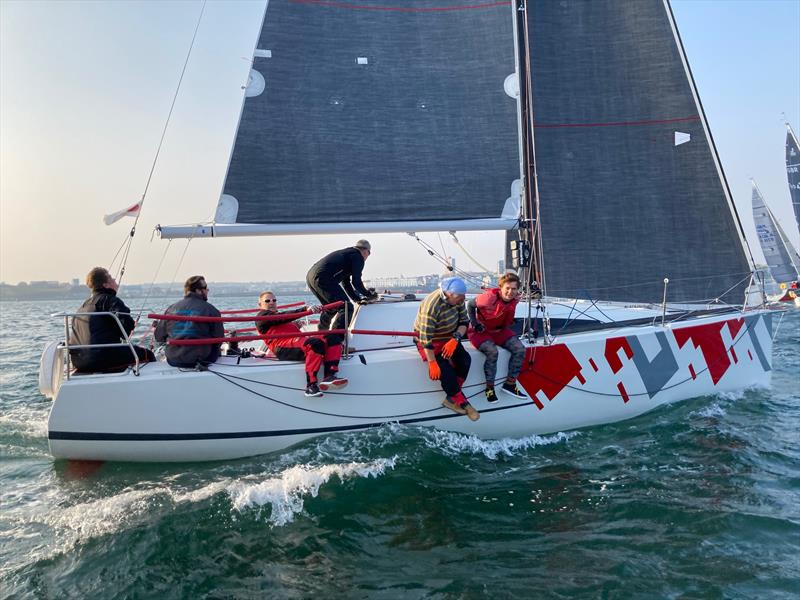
1, 298, 798, 598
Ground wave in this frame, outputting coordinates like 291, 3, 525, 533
222, 457, 397, 526
422, 430, 579, 460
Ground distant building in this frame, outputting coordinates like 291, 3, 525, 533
71, 278, 80, 286
497, 259, 505, 274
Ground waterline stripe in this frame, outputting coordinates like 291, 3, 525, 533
48, 401, 532, 441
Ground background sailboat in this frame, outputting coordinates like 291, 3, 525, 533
750, 179, 800, 303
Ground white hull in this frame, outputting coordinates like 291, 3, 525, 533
46, 302, 774, 462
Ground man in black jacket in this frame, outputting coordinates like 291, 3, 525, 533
305, 240, 378, 388
154, 275, 224, 368
70, 267, 155, 373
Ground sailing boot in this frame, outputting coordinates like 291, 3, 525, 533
484, 385, 499, 404
304, 372, 323, 398
501, 378, 527, 399
442, 392, 480, 421
305, 382, 323, 397
319, 343, 348, 391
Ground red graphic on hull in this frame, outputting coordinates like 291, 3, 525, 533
605, 336, 636, 402
672, 319, 741, 385
518, 344, 584, 410
617, 382, 630, 403
605, 337, 634, 374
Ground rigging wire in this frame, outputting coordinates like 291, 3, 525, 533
134, 239, 174, 322
449, 232, 493, 274
114, 0, 207, 286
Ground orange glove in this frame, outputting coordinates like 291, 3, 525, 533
428, 361, 441, 380
441, 337, 460, 359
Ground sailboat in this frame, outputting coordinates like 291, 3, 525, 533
750, 179, 800, 306
786, 122, 800, 235
39, 0, 774, 463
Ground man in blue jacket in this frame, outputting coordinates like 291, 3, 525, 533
154, 275, 224, 368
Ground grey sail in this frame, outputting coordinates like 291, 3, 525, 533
220, 0, 520, 229
786, 124, 800, 235
751, 181, 799, 285
525, 0, 753, 304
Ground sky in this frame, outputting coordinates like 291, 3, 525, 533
1, 0, 798, 287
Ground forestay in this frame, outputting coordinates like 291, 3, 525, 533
526, 0, 753, 304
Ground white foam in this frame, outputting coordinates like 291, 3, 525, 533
0, 406, 49, 438
225, 458, 397, 526
423, 430, 579, 460
693, 402, 727, 418
40, 487, 158, 541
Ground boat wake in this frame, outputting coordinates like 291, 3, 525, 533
421, 429, 579, 460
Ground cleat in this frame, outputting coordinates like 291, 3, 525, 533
319, 374, 348, 391
485, 387, 499, 404
502, 381, 527, 399
304, 382, 323, 397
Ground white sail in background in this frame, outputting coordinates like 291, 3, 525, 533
751, 179, 799, 285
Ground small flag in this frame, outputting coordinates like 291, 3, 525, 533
103, 202, 141, 225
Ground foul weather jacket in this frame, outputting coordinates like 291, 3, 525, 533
154, 293, 224, 368
306, 247, 370, 302
69, 289, 137, 370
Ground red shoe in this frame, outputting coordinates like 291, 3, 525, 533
319, 374, 348, 391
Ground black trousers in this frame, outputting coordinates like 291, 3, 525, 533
435, 343, 471, 398
72, 345, 155, 373
306, 275, 352, 346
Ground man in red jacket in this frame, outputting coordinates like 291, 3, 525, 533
254, 291, 328, 397
467, 272, 527, 403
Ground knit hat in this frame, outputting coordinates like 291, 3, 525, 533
354, 239, 371, 251
440, 277, 467, 295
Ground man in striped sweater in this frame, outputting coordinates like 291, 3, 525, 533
413, 277, 479, 421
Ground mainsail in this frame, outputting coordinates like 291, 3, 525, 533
786, 123, 800, 234
751, 180, 799, 286
524, 0, 753, 304
190, 0, 520, 235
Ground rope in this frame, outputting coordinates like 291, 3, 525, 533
449, 232, 493, 273
207, 369, 446, 420
407, 233, 487, 289
115, 0, 207, 286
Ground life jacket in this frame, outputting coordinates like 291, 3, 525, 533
475, 288, 518, 331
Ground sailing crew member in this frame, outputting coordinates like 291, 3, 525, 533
69, 267, 156, 373
414, 277, 478, 420
305, 240, 378, 389
467, 272, 527, 403
154, 276, 224, 368
254, 291, 327, 397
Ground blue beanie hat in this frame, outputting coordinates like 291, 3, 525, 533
440, 277, 467, 295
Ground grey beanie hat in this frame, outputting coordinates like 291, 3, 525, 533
355, 239, 371, 251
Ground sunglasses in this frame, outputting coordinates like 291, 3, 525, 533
262, 298, 277, 303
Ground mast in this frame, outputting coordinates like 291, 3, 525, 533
509, 0, 543, 296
